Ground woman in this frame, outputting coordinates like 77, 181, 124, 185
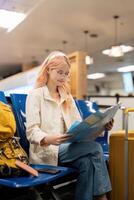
26, 51, 113, 200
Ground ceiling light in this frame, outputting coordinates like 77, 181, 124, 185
102, 15, 134, 57
87, 73, 105, 79
117, 65, 134, 72
84, 30, 94, 65
85, 55, 93, 65
0, 9, 25, 32
102, 45, 124, 57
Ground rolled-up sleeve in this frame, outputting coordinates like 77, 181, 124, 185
26, 90, 47, 145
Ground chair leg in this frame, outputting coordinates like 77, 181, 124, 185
38, 184, 62, 200
33, 188, 44, 200
50, 190, 62, 200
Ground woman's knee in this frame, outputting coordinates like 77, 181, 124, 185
90, 142, 104, 159
72, 156, 92, 172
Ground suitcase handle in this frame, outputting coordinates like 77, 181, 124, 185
123, 107, 134, 200
124, 108, 134, 114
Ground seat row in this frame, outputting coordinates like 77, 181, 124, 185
0, 91, 109, 199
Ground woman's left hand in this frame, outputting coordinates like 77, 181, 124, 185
105, 119, 114, 131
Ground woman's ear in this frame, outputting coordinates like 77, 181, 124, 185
46, 67, 51, 74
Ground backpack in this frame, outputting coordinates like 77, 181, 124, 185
0, 101, 29, 177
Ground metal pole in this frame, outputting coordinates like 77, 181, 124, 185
122, 106, 126, 130
124, 112, 128, 200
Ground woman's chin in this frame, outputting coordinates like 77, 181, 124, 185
57, 81, 64, 86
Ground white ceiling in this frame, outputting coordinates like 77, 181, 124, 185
0, 0, 134, 78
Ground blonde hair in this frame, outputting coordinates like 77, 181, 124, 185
35, 51, 72, 109
35, 51, 70, 88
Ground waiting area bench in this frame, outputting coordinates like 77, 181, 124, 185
0, 91, 110, 199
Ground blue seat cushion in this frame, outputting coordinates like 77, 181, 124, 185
0, 164, 76, 188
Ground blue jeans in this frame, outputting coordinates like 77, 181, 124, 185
59, 141, 111, 200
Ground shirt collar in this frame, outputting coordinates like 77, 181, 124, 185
43, 85, 69, 104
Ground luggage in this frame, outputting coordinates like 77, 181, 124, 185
0, 101, 28, 177
109, 108, 134, 200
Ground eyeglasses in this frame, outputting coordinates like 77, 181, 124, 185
56, 70, 70, 78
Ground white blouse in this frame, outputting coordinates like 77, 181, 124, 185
26, 86, 82, 165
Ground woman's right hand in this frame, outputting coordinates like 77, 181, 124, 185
40, 134, 71, 146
